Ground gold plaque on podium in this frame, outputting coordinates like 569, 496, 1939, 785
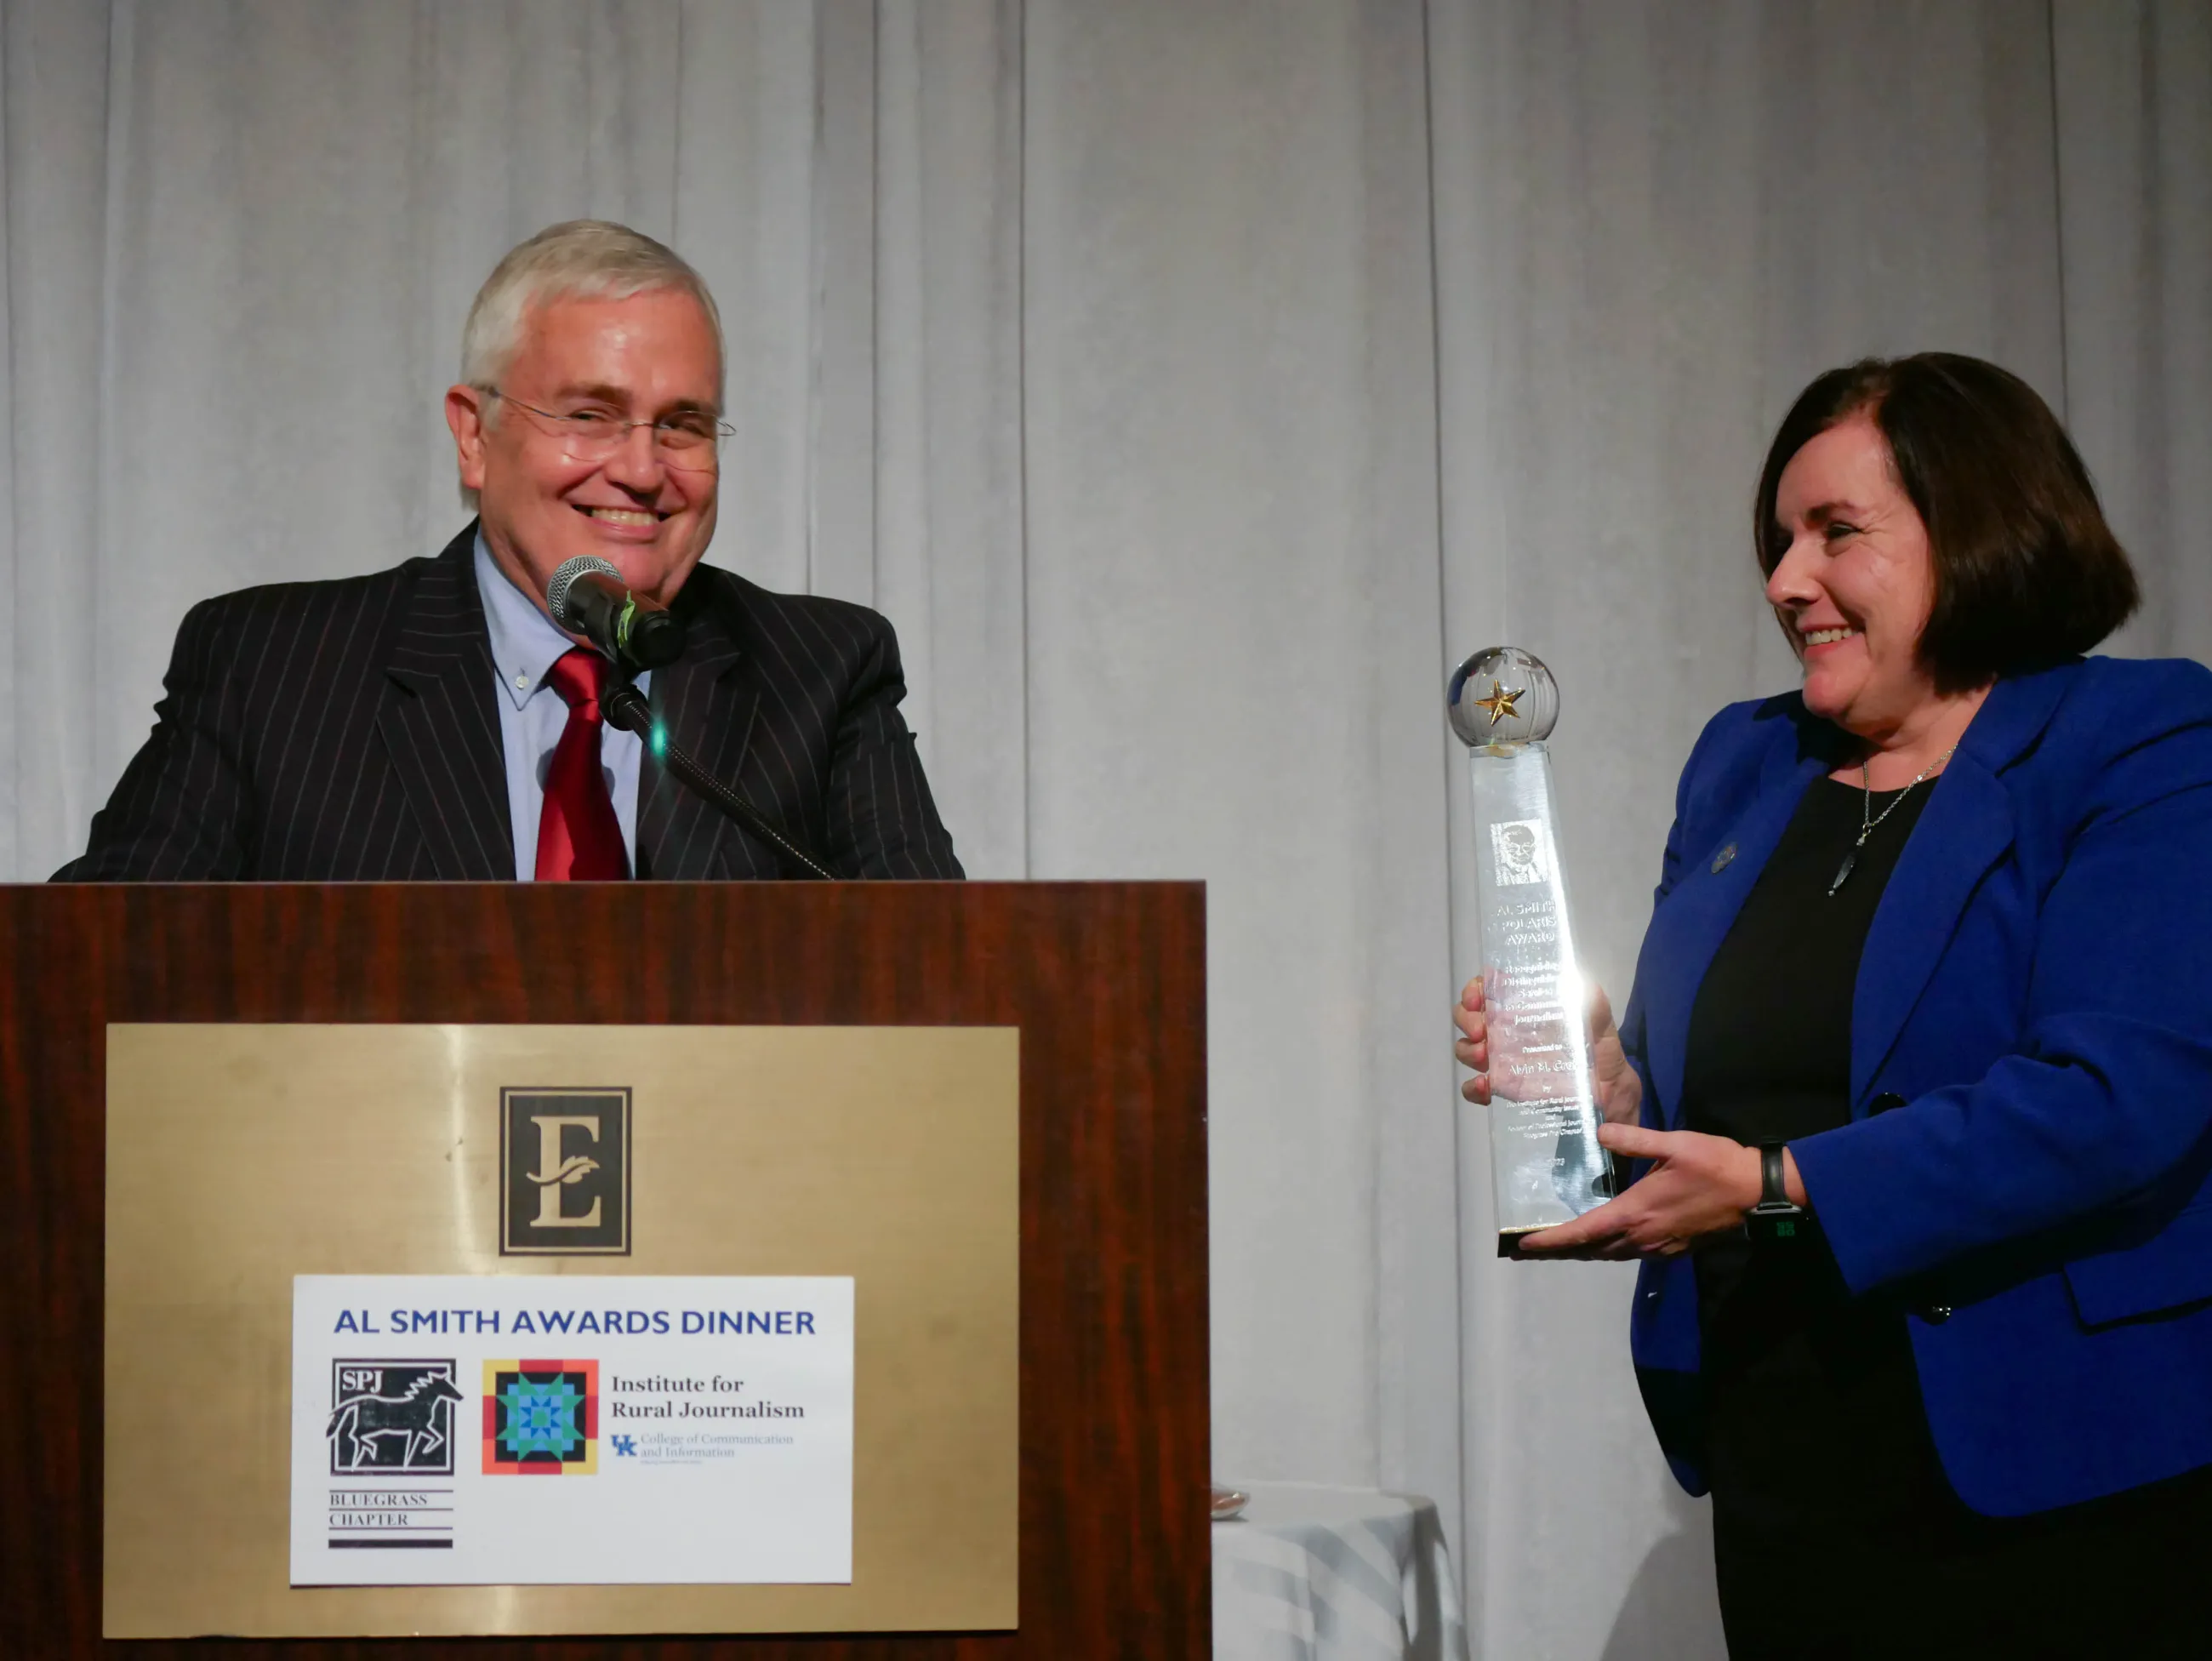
103, 1024, 1018, 1639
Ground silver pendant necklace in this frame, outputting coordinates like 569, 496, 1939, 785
1827, 741, 1958, 897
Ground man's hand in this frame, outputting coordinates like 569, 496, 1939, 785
1513, 1124, 1799, 1259
1453, 975, 1642, 1127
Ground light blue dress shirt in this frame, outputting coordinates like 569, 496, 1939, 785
473, 534, 650, 879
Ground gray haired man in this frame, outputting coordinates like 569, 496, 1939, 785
60, 221, 961, 883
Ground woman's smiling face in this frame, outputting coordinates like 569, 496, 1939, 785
1764, 414, 1940, 740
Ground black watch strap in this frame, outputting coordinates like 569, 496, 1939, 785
1746, 1141, 1805, 1243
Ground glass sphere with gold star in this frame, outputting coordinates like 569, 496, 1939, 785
1446, 646, 1559, 747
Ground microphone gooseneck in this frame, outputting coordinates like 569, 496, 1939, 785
545, 554, 686, 672
600, 682, 835, 881
543, 557, 834, 877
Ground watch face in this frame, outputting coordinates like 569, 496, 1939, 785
1747, 1204, 1804, 1244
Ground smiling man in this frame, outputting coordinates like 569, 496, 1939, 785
58, 221, 961, 882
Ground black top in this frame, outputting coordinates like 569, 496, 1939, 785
1683, 775, 1932, 1532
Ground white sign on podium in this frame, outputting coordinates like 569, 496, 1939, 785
290, 1275, 855, 1586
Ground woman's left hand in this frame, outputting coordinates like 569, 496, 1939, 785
1516, 1123, 1779, 1259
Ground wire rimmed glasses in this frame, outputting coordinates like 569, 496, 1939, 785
487, 388, 733, 471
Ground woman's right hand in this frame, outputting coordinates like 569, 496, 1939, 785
1454, 975, 1643, 1127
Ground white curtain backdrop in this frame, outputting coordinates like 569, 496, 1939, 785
4, 3, 2206, 1655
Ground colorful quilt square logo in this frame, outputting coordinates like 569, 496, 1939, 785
482, 1360, 598, 1475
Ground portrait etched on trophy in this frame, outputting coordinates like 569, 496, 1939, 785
1447, 646, 1611, 1244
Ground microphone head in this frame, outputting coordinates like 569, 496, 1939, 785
545, 555, 622, 632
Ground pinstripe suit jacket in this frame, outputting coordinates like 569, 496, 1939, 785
56, 526, 963, 882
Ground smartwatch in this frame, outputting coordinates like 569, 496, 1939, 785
1745, 1142, 1805, 1244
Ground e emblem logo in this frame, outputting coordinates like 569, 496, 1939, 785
500, 1088, 630, 1254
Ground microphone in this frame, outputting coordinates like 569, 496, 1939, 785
542, 553, 832, 877
542, 555, 832, 879
544, 555, 686, 672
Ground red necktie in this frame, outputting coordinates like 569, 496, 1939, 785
534, 648, 628, 881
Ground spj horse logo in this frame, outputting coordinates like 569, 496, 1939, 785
327, 1361, 462, 1475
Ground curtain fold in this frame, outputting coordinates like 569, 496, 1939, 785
2056, 0, 2212, 661
3, 0, 111, 877
872, 0, 1028, 876
3, 3, 2206, 1654
1022, 0, 1458, 1505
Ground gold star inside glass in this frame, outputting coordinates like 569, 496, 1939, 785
1473, 679, 1524, 727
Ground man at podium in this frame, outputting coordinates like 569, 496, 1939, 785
56, 220, 961, 884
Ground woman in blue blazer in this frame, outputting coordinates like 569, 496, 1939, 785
1456, 355, 2212, 1657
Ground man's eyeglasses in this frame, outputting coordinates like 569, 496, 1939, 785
487, 389, 733, 470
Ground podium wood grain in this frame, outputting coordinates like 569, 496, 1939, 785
0, 881, 1208, 1658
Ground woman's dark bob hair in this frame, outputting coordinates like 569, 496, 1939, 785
1754, 352, 2139, 694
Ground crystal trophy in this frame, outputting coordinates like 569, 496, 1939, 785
1446, 646, 1611, 1246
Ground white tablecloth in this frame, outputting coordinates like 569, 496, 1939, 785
1213, 1481, 1470, 1661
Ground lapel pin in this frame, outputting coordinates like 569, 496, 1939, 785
1710, 843, 1737, 875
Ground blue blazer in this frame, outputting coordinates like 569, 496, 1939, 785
1622, 655, 2212, 1517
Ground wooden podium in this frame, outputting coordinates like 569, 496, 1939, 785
0, 881, 1210, 1657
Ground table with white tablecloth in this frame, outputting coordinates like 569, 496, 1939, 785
1213, 1481, 1470, 1661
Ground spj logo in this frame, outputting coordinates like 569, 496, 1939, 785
327, 1360, 461, 1475
482, 1359, 599, 1475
